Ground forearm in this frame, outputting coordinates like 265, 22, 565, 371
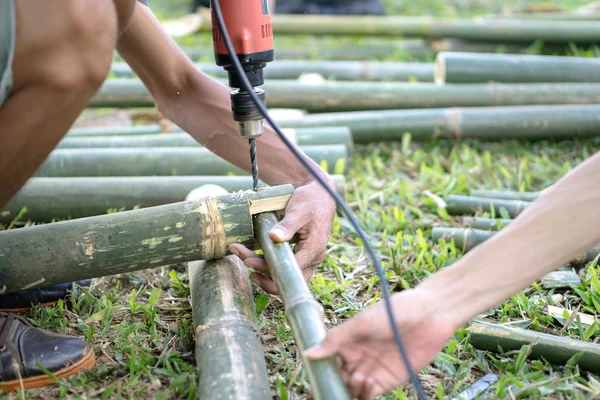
116, 4, 330, 188
418, 150, 600, 329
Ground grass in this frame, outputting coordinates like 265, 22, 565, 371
3, 1, 600, 399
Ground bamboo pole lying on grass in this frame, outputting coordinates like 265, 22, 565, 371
432, 227, 600, 263
462, 217, 512, 230
469, 321, 600, 373
278, 105, 600, 142
111, 61, 435, 82
91, 79, 600, 112
255, 213, 350, 400
186, 186, 271, 400
469, 189, 541, 202
0, 185, 293, 294
60, 127, 354, 148
34, 146, 348, 177
1, 176, 346, 223
192, 12, 600, 43
436, 52, 600, 84
445, 195, 530, 218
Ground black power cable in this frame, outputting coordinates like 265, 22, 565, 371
211, 1, 427, 398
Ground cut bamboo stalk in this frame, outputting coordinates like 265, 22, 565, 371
446, 195, 530, 218
91, 79, 600, 112
61, 127, 354, 148
469, 321, 600, 373
190, 257, 272, 400
111, 61, 435, 82
462, 217, 512, 230
34, 146, 347, 177
255, 213, 350, 400
470, 189, 541, 202
1, 176, 346, 223
193, 12, 600, 43
0, 185, 293, 294
277, 105, 600, 143
432, 227, 600, 264
547, 306, 596, 326
436, 52, 600, 84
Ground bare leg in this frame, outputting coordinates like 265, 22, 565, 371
0, 0, 119, 207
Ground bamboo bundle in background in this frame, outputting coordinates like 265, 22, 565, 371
1, 175, 346, 223
436, 52, 600, 84
445, 195, 530, 218
255, 213, 350, 400
469, 322, 600, 373
91, 79, 600, 112
470, 189, 541, 202
61, 127, 354, 148
34, 146, 348, 177
462, 217, 512, 230
0, 185, 294, 294
111, 61, 435, 82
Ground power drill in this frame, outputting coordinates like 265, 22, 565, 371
211, 0, 275, 191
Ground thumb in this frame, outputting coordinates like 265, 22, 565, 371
270, 216, 300, 243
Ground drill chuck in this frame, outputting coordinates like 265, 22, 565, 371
231, 88, 266, 139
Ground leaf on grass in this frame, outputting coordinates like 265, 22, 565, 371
148, 288, 162, 306
84, 309, 108, 324
255, 294, 269, 316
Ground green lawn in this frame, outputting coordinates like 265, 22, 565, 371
3, 1, 600, 399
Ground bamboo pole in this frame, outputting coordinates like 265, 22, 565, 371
1, 176, 346, 223
436, 52, 600, 84
469, 321, 600, 373
69, 125, 168, 136
462, 217, 512, 230
193, 13, 600, 43
90, 79, 600, 112
469, 189, 541, 202
432, 227, 600, 264
254, 213, 350, 400
0, 185, 294, 294
34, 146, 347, 177
61, 127, 354, 148
190, 257, 272, 400
277, 105, 600, 143
445, 195, 530, 218
111, 61, 435, 82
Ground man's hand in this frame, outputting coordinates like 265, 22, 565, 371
229, 179, 336, 294
304, 288, 457, 400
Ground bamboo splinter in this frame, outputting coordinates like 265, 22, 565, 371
0, 185, 294, 294
255, 213, 350, 400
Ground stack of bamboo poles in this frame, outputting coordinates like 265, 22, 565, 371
430, 189, 600, 373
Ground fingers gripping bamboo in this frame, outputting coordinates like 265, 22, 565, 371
254, 213, 351, 400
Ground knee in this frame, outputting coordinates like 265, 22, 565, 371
44, 0, 118, 91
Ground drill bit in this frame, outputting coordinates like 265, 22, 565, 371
249, 139, 259, 191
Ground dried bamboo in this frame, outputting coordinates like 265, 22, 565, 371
190, 256, 271, 400
469, 321, 600, 373
91, 79, 600, 112
61, 127, 353, 148
436, 52, 600, 84
1, 176, 346, 223
255, 213, 350, 400
470, 189, 540, 202
34, 146, 347, 177
0, 185, 293, 294
111, 61, 435, 82
446, 195, 530, 218
278, 105, 600, 143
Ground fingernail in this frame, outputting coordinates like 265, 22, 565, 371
303, 346, 320, 358
229, 248, 239, 257
271, 228, 285, 239
249, 275, 260, 285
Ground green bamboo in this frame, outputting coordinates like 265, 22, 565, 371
436, 52, 600, 84
194, 13, 600, 43
91, 79, 600, 112
34, 146, 347, 177
1, 176, 346, 223
277, 105, 600, 143
469, 321, 600, 373
470, 189, 541, 202
462, 217, 512, 230
432, 227, 600, 264
255, 213, 350, 400
540, 270, 581, 289
483, 12, 600, 21
111, 61, 434, 82
446, 195, 530, 218
69, 125, 168, 136
0, 185, 294, 294
61, 127, 354, 148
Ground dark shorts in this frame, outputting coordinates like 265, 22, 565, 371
0, 0, 15, 107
